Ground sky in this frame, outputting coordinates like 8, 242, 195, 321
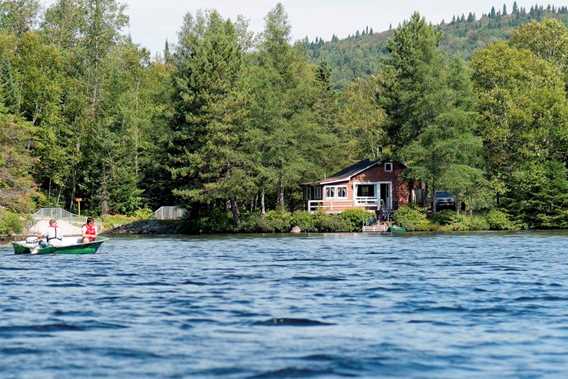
40, 1, 568, 54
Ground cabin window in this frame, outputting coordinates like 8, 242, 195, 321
326, 187, 335, 198
314, 187, 322, 200
357, 184, 376, 197
325, 186, 347, 199
385, 162, 393, 172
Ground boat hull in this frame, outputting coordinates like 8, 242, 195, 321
12, 238, 107, 255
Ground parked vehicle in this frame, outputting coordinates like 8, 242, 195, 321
434, 191, 456, 210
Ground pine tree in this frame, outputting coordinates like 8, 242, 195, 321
378, 13, 450, 150
0, 0, 39, 35
513, 2, 519, 15
168, 10, 252, 224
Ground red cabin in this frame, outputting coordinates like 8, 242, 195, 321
302, 159, 424, 214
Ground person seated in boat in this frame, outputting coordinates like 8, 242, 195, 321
39, 219, 64, 247
81, 218, 97, 243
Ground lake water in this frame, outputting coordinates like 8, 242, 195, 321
1, 233, 568, 378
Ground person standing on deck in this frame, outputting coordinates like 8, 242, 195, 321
81, 218, 97, 243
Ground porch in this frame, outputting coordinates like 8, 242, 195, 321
307, 182, 394, 214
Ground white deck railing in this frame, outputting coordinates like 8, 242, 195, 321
308, 200, 353, 213
355, 197, 380, 206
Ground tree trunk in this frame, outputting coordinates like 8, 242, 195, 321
277, 178, 285, 209
261, 188, 266, 215
100, 168, 109, 216
230, 197, 240, 226
431, 185, 437, 214
456, 199, 461, 215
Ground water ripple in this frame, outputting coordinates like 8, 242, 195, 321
2, 233, 568, 378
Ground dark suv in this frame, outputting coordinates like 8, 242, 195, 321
434, 191, 456, 210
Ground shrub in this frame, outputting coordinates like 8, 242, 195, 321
394, 206, 431, 231
101, 214, 137, 230
263, 210, 293, 233
466, 215, 491, 231
314, 212, 353, 232
486, 209, 522, 231
340, 209, 374, 230
0, 210, 24, 236
291, 211, 317, 232
431, 210, 459, 225
132, 208, 153, 220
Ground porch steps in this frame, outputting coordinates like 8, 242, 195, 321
362, 222, 390, 233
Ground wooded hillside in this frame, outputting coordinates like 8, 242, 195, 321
302, 3, 568, 88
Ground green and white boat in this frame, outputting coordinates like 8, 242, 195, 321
12, 237, 108, 255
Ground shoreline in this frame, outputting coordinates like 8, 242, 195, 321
3, 229, 568, 246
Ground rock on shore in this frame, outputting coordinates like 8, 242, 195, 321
106, 220, 182, 235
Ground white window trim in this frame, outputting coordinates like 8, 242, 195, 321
385, 162, 393, 173
352, 181, 393, 209
324, 185, 348, 199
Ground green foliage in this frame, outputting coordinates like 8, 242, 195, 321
290, 211, 317, 232
486, 209, 521, 231
100, 214, 135, 230
313, 212, 353, 233
378, 13, 449, 150
263, 210, 293, 233
302, 5, 568, 88
394, 206, 432, 231
0, 101, 37, 213
339, 208, 374, 230
431, 209, 459, 225
133, 208, 153, 220
465, 215, 491, 231
0, 209, 23, 235
433, 211, 490, 231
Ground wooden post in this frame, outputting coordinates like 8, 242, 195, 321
75, 198, 83, 216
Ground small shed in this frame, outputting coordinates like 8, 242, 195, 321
153, 206, 187, 221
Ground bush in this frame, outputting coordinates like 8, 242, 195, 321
291, 211, 317, 232
101, 214, 137, 230
486, 209, 522, 231
263, 210, 293, 233
132, 208, 153, 220
0, 210, 24, 236
431, 210, 459, 225
340, 209, 374, 230
314, 212, 353, 232
394, 206, 431, 231
466, 215, 491, 231
433, 210, 491, 232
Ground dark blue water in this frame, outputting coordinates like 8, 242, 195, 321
2, 233, 568, 378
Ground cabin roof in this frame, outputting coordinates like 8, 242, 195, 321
320, 159, 380, 184
303, 159, 405, 186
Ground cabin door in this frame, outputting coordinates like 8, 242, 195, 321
379, 183, 392, 209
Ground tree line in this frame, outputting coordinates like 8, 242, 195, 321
1, 0, 568, 229
304, 3, 568, 88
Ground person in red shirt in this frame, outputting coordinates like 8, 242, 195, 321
81, 218, 97, 243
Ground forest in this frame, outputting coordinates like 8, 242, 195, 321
1, 0, 568, 234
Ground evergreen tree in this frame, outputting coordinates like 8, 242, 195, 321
0, 90, 37, 212
0, 0, 39, 36
377, 13, 450, 150
168, 10, 252, 224
513, 2, 519, 15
